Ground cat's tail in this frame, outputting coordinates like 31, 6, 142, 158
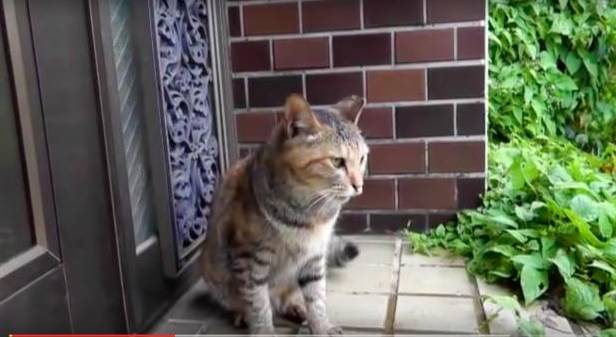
327, 235, 359, 268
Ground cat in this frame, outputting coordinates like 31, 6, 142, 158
200, 94, 368, 335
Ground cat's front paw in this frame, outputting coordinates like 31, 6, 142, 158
311, 323, 343, 336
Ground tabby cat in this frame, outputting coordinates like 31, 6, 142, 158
200, 94, 368, 335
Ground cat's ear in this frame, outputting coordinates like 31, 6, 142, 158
333, 95, 365, 125
284, 94, 321, 137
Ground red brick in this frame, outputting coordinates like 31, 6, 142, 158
305, 72, 363, 105
347, 179, 395, 210
333, 33, 391, 67
248, 75, 303, 107
302, 0, 360, 32
364, 0, 423, 28
357, 107, 393, 139
228, 6, 241, 37
369, 143, 425, 174
398, 178, 457, 209
233, 78, 246, 108
243, 3, 299, 35
235, 113, 277, 143
428, 66, 485, 99
370, 213, 426, 233
231, 41, 271, 72
427, 0, 486, 24
367, 69, 425, 102
429, 141, 485, 173
274, 37, 329, 70
336, 212, 368, 234
457, 103, 485, 135
396, 29, 454, 63
458, 26, 485, 60
396, 105, 454, 138
458, 177, 485, 209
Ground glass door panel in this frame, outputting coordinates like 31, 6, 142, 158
0, 25, 33, 264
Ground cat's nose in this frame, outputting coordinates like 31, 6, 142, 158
352, 183, 363, 194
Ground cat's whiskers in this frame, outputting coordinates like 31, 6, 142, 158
306, 191, 333, 211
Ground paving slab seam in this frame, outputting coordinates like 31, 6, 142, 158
329, 291, 392, 296
383, 237, 403, 334
396, 292, 476, 298
468, 270, 490, 335
407, 263, 467, 268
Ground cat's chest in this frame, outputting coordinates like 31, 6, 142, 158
269, 222, 333, 284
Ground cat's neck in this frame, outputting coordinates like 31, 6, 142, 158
250, 147, 341, 230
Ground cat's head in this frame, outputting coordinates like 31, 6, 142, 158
272, 94, 368, 205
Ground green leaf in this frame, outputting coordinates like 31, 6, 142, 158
520, 264, 549, 305
564, 52, 582, 74
515, 205, 535, 222
541, 237, 558, 259
513, 254, 549, 269
563, 278, 604, 321
599, 214, 613, 239
507, 229, 529, 243
518, 318, 546, 337
589, 260, 616, 275
580, 50, 599, 79
539, 51, 556, 70
551, 14, 573, 36
603, 291, 616, 326
487, 244, 518, 257
549, 249, 575, 282
570, 195, 598, 222
555, 76, 578, 91
558, 0, 568, 9
485, 295, 523, 313
599, 329, 616, 337
488, 210, 520, 228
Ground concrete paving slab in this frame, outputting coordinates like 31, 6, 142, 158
350, 241, 396, 265
398, 265, 474, 296
326, 293, 389, 330
328, 264, 392, 294
395, 295, 480, 333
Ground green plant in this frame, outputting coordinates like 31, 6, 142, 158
489, 0, 616, 151
485, 295, 546, 337
409, 1, 616, 333
409, 137, 616, 326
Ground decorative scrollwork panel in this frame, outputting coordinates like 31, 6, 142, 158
155, 0, 219, 259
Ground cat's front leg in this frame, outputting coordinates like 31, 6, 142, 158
298, 255, 342, 335
242, 282, 275, 335
233, 251, 276, 336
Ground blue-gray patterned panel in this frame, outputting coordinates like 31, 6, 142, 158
155, 0, 219, 256
109, 0, 157, 245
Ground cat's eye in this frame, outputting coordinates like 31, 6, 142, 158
331, 157, 345, 168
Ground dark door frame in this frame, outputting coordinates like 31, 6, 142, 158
0, 0, 64, 308
87, 0, 236, 332
2, 0, 132, 333
1, 0, 236, 332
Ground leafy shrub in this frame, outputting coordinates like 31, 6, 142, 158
410, 137, 616, 324
410, 1, 616, 332
489, 0, 616, 151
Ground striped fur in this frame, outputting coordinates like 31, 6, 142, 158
200, 94, 367, 335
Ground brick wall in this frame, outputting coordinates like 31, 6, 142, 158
226, 0, 487, 234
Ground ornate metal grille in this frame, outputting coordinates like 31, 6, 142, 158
154, 0, 219, 258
